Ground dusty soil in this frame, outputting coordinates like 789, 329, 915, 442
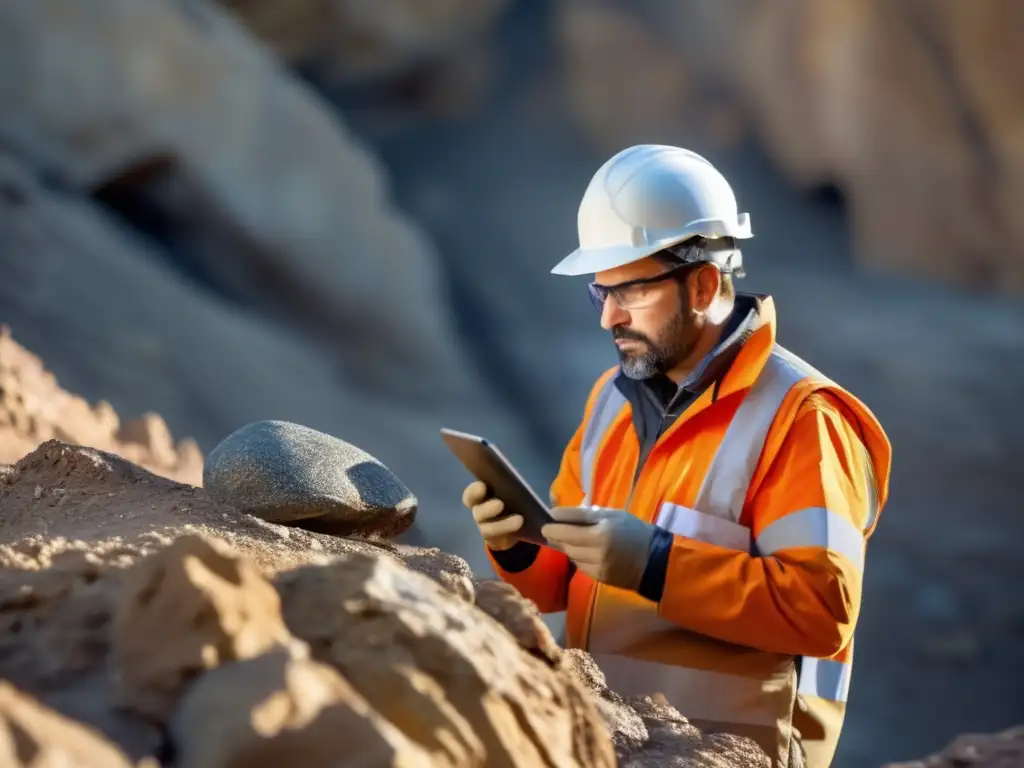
0, 345, 771, 766
0, 439, 770, 766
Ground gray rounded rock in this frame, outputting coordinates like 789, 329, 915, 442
202, 420, 416, 538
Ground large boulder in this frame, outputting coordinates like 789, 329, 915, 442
203, 420, 417, 538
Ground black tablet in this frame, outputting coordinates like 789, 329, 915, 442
440, 428, 553, 546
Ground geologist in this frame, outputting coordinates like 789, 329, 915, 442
461, 144, 892, 767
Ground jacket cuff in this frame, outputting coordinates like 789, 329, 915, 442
488, 541, 541, 573
638, 527, 673, 602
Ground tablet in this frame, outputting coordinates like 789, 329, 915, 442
440, 428, 553, 546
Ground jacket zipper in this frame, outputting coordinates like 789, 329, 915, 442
584, 405, 669, 650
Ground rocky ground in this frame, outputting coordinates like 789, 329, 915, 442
1, 333, 1021, 767
0, 343, 771, 766
2, 0, 1023, 765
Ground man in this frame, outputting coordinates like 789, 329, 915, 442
461, 144, 891, 767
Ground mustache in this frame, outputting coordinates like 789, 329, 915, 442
612, 327, 651, 343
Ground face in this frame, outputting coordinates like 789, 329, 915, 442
592, 257, 717, 380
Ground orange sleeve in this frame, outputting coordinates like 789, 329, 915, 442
485, 405, 590, 613
655, 392, 878, 658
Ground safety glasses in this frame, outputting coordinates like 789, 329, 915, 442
587, 261, 695, 312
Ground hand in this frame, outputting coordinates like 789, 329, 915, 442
461, 481, 524, 551
541, 506, 657, 591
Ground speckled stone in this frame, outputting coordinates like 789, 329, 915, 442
202, 420, 416, 538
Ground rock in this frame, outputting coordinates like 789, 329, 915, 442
562, 649, 772, 767
0, 439, 390, 575
171, 648, 430, 768
222, 0, 505, 85
0, 60, 533, 576
0, 0, 492, 400
0, 682, 136, 768
394, 543, 476, 603
883, 725, 1024, 767
116, 413, 181, 470
555, 0, 1024, 295
112, 535, 297, 722
473, 579, 561, 664
0, 418, 775, 766
556, 1, 721, 151
218, 0, 511, 91
275, 552, 617, 767
0, 329, 203, 485
203, 419, 416, 538
0, 551, 163, 761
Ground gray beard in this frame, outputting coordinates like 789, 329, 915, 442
615, 306, 699, 381
618, 345, 660, 380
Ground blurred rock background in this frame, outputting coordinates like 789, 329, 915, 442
0, 0, 1022, 765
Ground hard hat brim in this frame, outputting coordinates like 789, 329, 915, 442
552, 214, 753, 276
550, 242, 668, 276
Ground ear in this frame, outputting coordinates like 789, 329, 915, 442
687, 264, 721, 313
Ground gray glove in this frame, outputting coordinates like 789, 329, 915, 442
541, 506, 657, 591
461, 481, 524, 551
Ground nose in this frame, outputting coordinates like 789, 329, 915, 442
600, 295, 629, 330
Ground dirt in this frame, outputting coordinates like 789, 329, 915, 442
0, 344, 778, 765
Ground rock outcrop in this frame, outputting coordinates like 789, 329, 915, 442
0, 429, 773, 765
883, 726, 1024, 768
219, 0, 510, 90
0, 0, 477, 392
0, 139, 527, 574
0, 0, 549, 573
0, 683, 137, 768
0, 329, 203, 486
556, 0, 1024, 294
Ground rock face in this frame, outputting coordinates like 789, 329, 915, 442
276, 552, 616, 767
0, 682, 135, 768
171, 649, 431, 768
0, 142, 521, 576
883, 726, 1024, 768
113, 536, 298, 722
218, 0, 510, 86
0, 330, 203, 485
0, 0, 476, 393
204, 419, 417, 537
555, 0, 1024, 295
0, 0, 542, 573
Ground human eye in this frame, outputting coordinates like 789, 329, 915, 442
615, 283, 656, 308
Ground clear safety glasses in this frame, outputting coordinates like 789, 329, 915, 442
587, 261, 695, 312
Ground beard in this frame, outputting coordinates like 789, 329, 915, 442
613, 300, 702, 380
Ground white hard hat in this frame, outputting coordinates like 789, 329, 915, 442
552, 144, 752, 276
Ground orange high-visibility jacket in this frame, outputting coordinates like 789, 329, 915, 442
488, 295, 892, 768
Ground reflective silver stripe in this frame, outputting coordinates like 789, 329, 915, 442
579, 374, 627, 504
694, 346, 828, 523
797, 657, 851, 702
756, 507, 865, 571
655, 501, 751, 551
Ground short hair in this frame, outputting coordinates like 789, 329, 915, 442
652, 237, 736, 299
